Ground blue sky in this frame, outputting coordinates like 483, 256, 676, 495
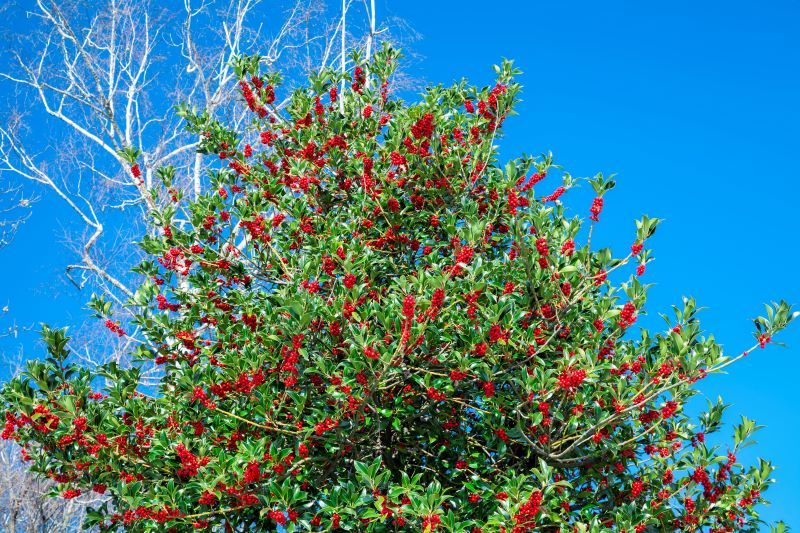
1, 0, 799, 528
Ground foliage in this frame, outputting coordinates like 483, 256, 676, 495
1, 45, 796, 532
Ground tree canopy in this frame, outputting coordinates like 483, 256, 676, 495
1, 45, 796, 532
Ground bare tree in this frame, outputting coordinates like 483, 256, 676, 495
0, 0, 417, 303
0, 0, 329, 304
0, 442, 85, 532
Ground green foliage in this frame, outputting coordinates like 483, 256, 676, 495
1, 45, 795, 532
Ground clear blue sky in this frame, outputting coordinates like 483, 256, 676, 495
1, 0, 799, 528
